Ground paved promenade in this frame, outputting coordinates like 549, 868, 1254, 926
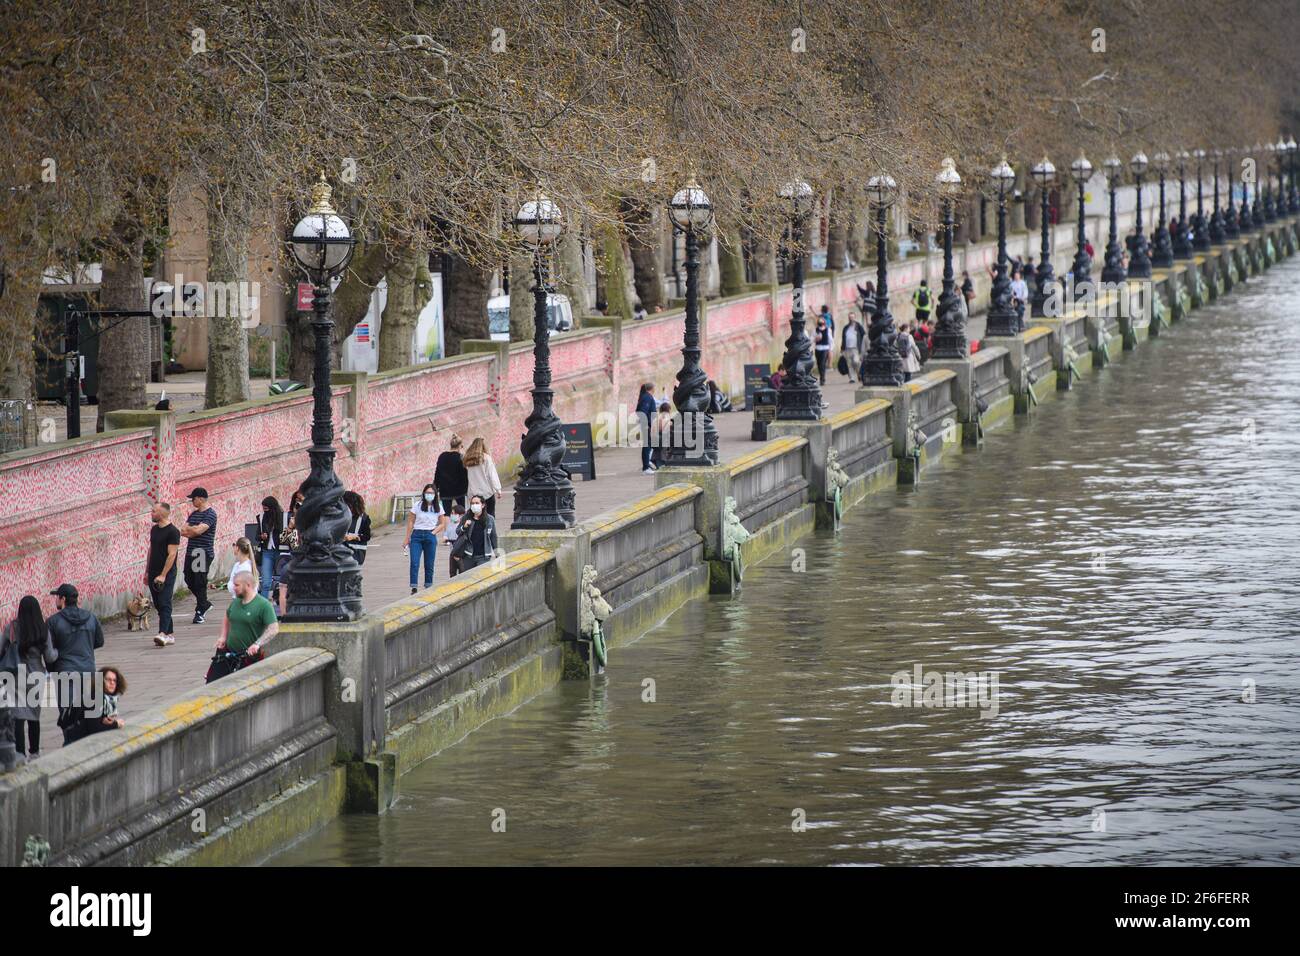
35, 361, 867, 750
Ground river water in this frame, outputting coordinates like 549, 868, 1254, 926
277, 261, 1300, 866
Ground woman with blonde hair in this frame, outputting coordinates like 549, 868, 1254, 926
228, 537, 260, 597
462, 436, 502, 516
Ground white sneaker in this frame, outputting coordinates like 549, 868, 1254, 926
155, 635, 175, 647
642, 467, 657, 475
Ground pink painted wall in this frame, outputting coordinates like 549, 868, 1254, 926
3, 222, 1079, 619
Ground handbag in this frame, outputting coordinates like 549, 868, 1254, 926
836, 354, 849, 376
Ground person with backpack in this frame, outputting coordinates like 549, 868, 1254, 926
637, 383, 659, 474
46, 583, 104, 745
912, 319, 933, 365
816, 304, 835, 339
433, 434, 468, 515
895, 323, 922, 382
0, 595, 57, 760
911, 280, 934, 325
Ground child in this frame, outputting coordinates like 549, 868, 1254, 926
444, 502, 466, 577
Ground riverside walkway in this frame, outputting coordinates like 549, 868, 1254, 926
35, 368, 865, 746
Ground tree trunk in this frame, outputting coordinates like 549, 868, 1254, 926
620, 196, 663, 311
718, 229, 745, 296
753, 237, 778, 285
509, 253, 533, 342
377, 243, 422, 372
443, 253, 491, 354
598, 224, 631, 321
825, 197, 848, 271
204, 191, 251, 410
0, 257, 43, 404
96, 225, 148, 430
557, 230, 589, 319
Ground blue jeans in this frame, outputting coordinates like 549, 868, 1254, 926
409, 530, 437, 588
259, 549, 279, 599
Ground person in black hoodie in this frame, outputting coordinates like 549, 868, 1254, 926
433, 434, 469, 516
46, 583, 104, 744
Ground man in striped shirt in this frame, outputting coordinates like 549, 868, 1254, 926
180, 487, 217, 625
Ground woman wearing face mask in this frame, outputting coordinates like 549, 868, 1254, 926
403, 483, 447, 593
256, 496, 283, 599
454, 494, 500, 571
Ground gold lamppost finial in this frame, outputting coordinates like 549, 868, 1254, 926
308, 171, 336, 214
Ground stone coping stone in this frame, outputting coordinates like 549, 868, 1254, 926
379, 549, 552, 636
907, 368, 957, 395
582, 484, 701, 543
826, 397, 891, 431
38, 647, 334, 789
725, 434, 807, 478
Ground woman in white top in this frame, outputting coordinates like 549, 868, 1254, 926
462, 437, 503, 517
403, 483, 448, 593
227, 537, 259, 597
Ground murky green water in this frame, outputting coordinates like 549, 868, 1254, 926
277, 261, 1300, 866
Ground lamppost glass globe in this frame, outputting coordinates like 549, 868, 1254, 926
778, 179, 814, 215
1129, 151, 1149, 176
515, 192, 564, 246
291, 172, 355, 276
866, 173, 898, 206
1031, 156, 1055, 187
669, 178, 714, 231
1070, 153, 1093, 184
936, 157, 962, 194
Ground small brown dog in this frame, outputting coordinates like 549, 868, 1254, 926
125, 592, 152, 632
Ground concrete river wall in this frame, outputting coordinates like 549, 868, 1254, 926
2, 216, 1296, 867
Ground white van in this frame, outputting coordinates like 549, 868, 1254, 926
486, 291, 574, 341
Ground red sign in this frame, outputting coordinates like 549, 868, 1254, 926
355, 323, 370, 344
297, 282, 315, 311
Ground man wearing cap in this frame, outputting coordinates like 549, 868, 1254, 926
179, 487, 217, 625
47, 584, 105, 745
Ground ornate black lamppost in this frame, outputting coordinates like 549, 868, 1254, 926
1128, 151, 1152, 277
511, 192, 577, 528
1191, 148, 1211, 252
1251, 143, 1265, 226
1208, 149, 1227, 244
661, 178, 718, 465
286, 173, 361, 621
775, 178, 821, 420
1150, 151, 1174, 267
1264, 142, 1279, 222
1100, 155, 1127, 283
1030, 156, 1057, 317
986, 157, 1021, 336
1223, 148, 1240, 239
1069, 153, 1094, 300
862, 174, 903, 385
1284, 137, 1294, 214
932, 158, 967, 358
1173, 149, 1193, 258
1238, 146, 1255, 232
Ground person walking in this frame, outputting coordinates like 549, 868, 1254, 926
179, 487, 217, 624
46, 583, 104, 745
840, 311, 866, 379
1, 595, 57, 760
256, 496, 283, 600
817, 304, 835, 339
813, 313, 832, 385
637, 383, 659, 474
226, 537, 258, 598
961, 272, 976, 316
895, 323, 921, 382
146, 502, 180, 647
403, 483, 447, 594
910, 280, 934, 325
433, 434, 469, 516
463, 437, 502, 517
453, 495, 500, 572
343, 491, 372, 566
1010, 269, 1030, 323
207, 572, 278, 684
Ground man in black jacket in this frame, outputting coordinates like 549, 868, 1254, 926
47, 583, 105, 744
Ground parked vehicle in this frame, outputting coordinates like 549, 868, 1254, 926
486, 291, 574, 342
